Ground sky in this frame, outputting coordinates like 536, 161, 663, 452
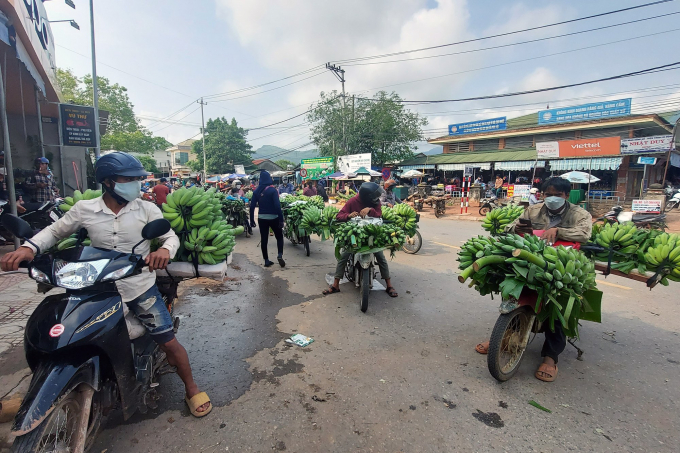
43, 0, 680, 155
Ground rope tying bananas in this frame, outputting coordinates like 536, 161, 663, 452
481, 205, 524, 235
458, 233, 598, 337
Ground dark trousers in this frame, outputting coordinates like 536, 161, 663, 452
258, 217, 283, 261
541, 324, 566, 363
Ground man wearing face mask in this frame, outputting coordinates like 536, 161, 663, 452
474, 177, 592, 382
0, 152, 213, 417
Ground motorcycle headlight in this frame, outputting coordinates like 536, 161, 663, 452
101, 264, 133, 282
30, 267, 51, 284
54, 259, 109, 289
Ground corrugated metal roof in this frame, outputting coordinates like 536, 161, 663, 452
398, 149, 537, 167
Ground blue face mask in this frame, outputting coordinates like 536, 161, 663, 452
544, 196, 566, 211
113, 180, 142, 202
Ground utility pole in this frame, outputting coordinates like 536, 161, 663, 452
326, 63, 346, 159
89, 0, 101, 189
198, 98, 207, 183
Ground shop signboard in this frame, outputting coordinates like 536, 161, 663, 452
621, 135, 672, 155
536, 137, 621, 159
337, 153, 371, 174
59, 104, 97, 147
300, 156, 334, 180
637, 157, 657, 165
631, 199, 661, 213
448, 117, 506, 135
507, 184, 531, 201
538, 98, 631, 125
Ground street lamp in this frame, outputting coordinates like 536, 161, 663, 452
65, 0, 76, 8
48, 19, 80, 30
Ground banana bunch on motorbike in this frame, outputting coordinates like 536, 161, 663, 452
481, 205, 524, 235
57, 189, 102, 212
641, 233, 680, 284
182, 220, 238, 264
161, 186, 222, 231
382, 204, 418, 236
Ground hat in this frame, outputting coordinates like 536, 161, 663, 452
530, 188, 539, 194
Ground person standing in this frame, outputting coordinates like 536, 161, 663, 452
152, 177, 171, 208
303, 179, 317, 197
25, 157, 57, 203
249, 171, 285, 268
529, 187, 541, 205
380, 180, 401, 207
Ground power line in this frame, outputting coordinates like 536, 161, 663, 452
150, 106, 201, 133
341, 11, 680, 67
209, 70, 328, 103
331, 0, 674, 64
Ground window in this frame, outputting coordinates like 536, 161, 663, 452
448, 142, 471, 152
175, 152, 189, 165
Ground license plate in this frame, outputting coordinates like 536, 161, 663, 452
49, 211, 59, 222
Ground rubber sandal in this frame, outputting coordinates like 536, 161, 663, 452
475, 341, 489, 354
322, 286, 340, 295
278, 257, 286, 267
185, 392, 212, 418
385, 287, 398, 297
535, 363, 558, 382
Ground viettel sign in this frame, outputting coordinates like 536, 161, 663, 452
557, 137, 621, 158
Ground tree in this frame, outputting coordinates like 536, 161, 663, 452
137, 155, 159, 174
192, 117, 253, 174
56, 69, 171, 154
275, 159, 295, 170
307, 90, 427, 166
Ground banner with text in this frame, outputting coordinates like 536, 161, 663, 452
538, 99, 631, 125
337, 153, 371, 174
621, 135, 672, 155
448, 117, 506, 135
300, 157, 334, 180
59, 104, 97, 147
536, 137, 621, 159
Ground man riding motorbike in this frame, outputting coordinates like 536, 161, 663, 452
278, 177, 294, 195
322, 182, 398, 298
380, 179, 401, 207
0, 152, 212, 416
474, 177, 592, 382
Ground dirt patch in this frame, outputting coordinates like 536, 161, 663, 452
252, 358, 304, 385
472, 410, 504, 428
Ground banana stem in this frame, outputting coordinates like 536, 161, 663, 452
512, 249, 546, 268
458, 265, 475, 283
472, 255, 507, 272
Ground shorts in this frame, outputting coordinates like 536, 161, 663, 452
126, 285, 175, 344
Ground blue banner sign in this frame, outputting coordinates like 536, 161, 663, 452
448, 117, 506, 135
538, 98, 631, 125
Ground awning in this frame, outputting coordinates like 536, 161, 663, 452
671, 153, 680, 168
549, 157, 622, 171
495, 160, 545, 171
438, 163, 492, 171
400, 164, 435, 170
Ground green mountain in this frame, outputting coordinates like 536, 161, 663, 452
252, 145, 320, 164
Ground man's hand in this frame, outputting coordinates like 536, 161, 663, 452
348, 212, 360, 219
387, 203, 394, 208
541, 228, 559, 244
514, 224, 533, 236
0, 246, 35, 272
359, 207, 372, 218
145, 248, 170, 271
37, 182, 47, 188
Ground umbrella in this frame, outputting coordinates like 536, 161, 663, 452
401, 169, 424, 178
560, 171, 600, 184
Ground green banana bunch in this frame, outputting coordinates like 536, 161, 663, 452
385, 204, 418, 236
162, 186, 224, 233
299, 206, 323, 237
179, 218, 238, 265
643, 233, 680, 284
481, 205, 524, 235
458, 233, 597, 337
590, 222, 643, 274
283, 200, 310, 238
221, 199, 248, 229
244, 190, 253, 200
53, 234, 91, 251
319, 206, 339, 240
335, 189, 356, 201
333, 221, 407, 252
58, 189, 102, 212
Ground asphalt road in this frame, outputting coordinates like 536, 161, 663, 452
90, 216, 680, 452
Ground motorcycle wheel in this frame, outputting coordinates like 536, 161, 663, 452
360, 267, 370, 313
303, 236, 310, 256
487, 307, 534, 382
666, 201, 679, 212
10, 384, 102, 453
402, 230, 422, 254
479, 205, 490, 216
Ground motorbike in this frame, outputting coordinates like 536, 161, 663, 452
478, 194, 507, 216
401, 213, 422, 254
1, 214, 179, 453
665, 186, 680, 211
601, 205, 666, 230
0, 199, 61, 243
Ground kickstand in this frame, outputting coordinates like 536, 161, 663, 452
568, 338, 584, 361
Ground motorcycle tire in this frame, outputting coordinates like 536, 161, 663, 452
666, 201, 679, 212
10, 384, 102, 453
402, 230, 422, 254
360, 267, 370, 313
304, 236, 310, 256
487, 306, 534, 382
479, 205, 490, 216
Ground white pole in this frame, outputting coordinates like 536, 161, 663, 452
0, 63, 20, 248
199, 98, 207, 183
89, 0, 101, 188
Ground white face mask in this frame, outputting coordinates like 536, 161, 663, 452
113, 180, 142, 202
544, 196, 566, 211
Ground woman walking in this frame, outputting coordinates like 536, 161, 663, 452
249, 171, 285, 268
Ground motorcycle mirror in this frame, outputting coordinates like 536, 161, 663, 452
141, 219, 172, 241
1, 214, 34, 239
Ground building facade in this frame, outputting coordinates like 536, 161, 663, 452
167, 138, 197, 178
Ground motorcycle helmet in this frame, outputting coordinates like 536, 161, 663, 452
232, 180, 242, 189
384, 179, 397, 190
95, 152, 149, 183
530, 188, 539, 194
358, 181, 384, 207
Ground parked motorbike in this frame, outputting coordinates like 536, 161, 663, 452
478, 195, 506, 216
1, 214, 178, 453
665, 186, 680, 211
601, 205, 666, 230
0, 199, 61, 241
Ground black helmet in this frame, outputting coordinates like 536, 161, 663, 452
358, 181, 384, 207
95, 152, 149, 183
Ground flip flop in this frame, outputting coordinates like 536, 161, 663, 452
322, 286, 340, 295
535, 363, 558, 382
385, 287, 398, 297
185, 392, 212, 418
475, 341, 489, 354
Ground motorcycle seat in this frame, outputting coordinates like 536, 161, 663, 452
122, 302, 147, 340
632, 214, 665, 222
